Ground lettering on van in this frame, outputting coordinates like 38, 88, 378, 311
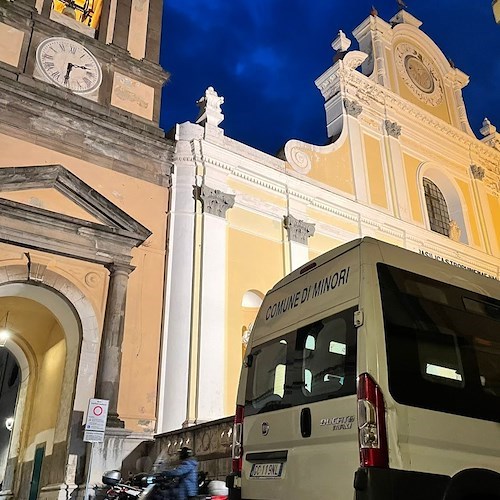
320, 415, 355, 431
265, 267, 351, 321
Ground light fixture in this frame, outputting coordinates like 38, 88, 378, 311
0, 312, 9, 347
5, 417, 14, 432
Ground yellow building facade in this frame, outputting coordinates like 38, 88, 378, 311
158, 10, 500, 434
0, 0, 169, 498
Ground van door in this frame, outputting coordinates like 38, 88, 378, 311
242, 306, 359, 500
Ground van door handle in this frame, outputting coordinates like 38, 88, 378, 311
300, 407, 312, 438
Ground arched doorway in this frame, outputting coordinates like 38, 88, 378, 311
0, 348, 20, 488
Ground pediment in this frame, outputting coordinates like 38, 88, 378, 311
0, 165, 151, 266
0, 165, 151, 240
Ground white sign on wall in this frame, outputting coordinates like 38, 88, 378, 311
83, 398, 109, 443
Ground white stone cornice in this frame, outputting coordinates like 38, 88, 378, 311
345, 69, 500, 168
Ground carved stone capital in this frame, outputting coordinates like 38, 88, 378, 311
344, 98, 362, 118
385, 119, 402, 138
470, 164, 485, 181
199, 185, 235, 218
284, 214, 315, 245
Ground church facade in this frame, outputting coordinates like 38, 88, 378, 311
0, 2, 500, 498
0, 0, 171, 498
158, 9, 500, 434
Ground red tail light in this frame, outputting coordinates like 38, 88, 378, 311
357, 373, 388, 468
232, 405, 244, 473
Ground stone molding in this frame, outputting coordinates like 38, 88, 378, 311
283, 214, 315, 244
199, 185, 235, 218
0, 165, 151, 266
385, 119, 402, 138
344, 98, 363, 117
470, 164, 485, 181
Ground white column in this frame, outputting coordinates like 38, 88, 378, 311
384, 120, 411, 222
157, 137, 198, 432
196, 186, 235, 422
344, 99, 369, 204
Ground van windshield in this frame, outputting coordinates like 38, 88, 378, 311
378, 263, 500, 423
245, 307, 357, 416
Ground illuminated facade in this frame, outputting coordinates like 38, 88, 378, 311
158, 10, 500, 432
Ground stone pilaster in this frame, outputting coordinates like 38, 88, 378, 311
95, 263, 134, 428
196, 185, 234, 422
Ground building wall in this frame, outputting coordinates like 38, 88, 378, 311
158, 10, 500, 431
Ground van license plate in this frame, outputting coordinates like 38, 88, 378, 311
250, 463, 283, 478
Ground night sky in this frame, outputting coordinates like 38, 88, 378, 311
159, 1, 500, 156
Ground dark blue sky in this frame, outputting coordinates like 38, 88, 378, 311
159, 1, 499, 156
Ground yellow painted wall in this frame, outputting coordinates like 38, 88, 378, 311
298, 137, 354, 195
364, 134, 388, 209
0, 133, 168, 431
456, 179, 480, 247
403, 153, 424, 224
488, 194, 500, 250
225, 214, 285, 413
29, 323, 66, 442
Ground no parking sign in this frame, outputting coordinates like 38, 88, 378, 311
83, 398, 109, 443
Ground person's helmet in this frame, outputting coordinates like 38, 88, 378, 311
178, 446, 193, 460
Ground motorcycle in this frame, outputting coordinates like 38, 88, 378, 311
102, 470, 179, 499
102, 470, 227, 500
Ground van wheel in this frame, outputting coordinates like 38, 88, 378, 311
443, 468, 500, 500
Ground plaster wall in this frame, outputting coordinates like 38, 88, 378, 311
0, 133, 168, 431
128, 0, 149, 60
225, 222, 284, 413
363, 133, 388, 209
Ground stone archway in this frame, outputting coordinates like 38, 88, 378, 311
0, 267, 100, 499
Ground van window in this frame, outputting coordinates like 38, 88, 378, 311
378, 263, 500, 422
245, 307, 357, 416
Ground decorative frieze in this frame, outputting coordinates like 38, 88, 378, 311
385, 119, 402, 138
343, 98, 363, 117
283, 214, 315, 244
199, 185, 235, 218
470, 164, 485, 181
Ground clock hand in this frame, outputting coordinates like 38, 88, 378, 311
71, 64, 90, 70
64, 63, 73, 84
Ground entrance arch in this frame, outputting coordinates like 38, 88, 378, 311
0, 267, 100, 499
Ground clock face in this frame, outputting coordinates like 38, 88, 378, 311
36, 37, 102, 95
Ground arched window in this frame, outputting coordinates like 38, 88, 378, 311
423, 177, 450, 237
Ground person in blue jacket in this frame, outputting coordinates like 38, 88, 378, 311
162, 446, 198, 500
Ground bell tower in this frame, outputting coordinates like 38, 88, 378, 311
1, 0, 167, 123
0, 0, 173, 497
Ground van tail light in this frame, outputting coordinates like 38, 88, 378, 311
232, 405, 244, 473
357, 373, 388, 468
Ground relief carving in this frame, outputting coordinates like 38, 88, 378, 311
344, 98, 363, 118
385, 120, 402, 138
470, 164, 485, 181
199, 185, 235, 218
283, 214, 315, 245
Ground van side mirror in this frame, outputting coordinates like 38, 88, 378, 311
244, 354, 253, 368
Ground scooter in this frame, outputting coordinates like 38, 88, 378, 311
102, 470, 178, 499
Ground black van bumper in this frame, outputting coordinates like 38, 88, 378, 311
354, 467, 500, 500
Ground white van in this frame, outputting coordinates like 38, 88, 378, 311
226, 237, 500, 500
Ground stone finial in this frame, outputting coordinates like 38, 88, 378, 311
385, 120, 402, 138
283, 214, 315, 245
449, 220, 462, 242
199, 185, 235, 218
332, 30, 351, 53
343, 98, 363, 118
196, 87, 224, 127
470, 164, 485, 181
480, 117, 496, 137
